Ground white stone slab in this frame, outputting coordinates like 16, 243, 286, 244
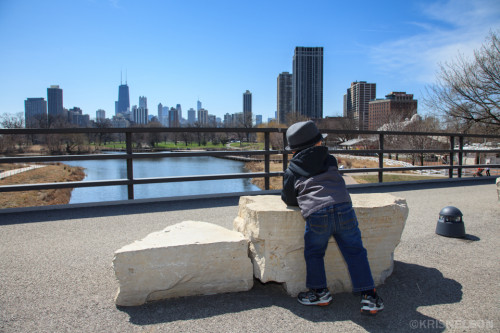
233, 195, 408, 296
113, 221, 253, 306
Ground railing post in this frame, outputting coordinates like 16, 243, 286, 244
458, 136, 464, 178
264, 131, 270, 190
378, 133, 384, 183
449, 136, 455, 178
126, 131, 134, 199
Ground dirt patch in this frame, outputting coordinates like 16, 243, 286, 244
0, 163, 85, 209
245, 161, 284, 190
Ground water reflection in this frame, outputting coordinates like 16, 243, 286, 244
65, 155, 259, 204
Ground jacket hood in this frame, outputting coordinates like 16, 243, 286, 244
289, 146, 336, 177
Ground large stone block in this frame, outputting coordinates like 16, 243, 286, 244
113, 221, 254, 306
233, 195, 408, 296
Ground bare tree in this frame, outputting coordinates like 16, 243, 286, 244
403, 116, 444, 166
424, 30, 500, 131
0, 113, 27, 153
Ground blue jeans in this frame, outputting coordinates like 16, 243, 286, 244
304, 202, 375, 292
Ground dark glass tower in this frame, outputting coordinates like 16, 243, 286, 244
47, 85, 64, 125
277, 72, 293, 124
292, 47, 323, 119
243, 90, 252, 121
117, 83, 130, 115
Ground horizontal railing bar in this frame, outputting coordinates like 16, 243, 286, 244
130, 150, 282, 159
3, 148, 498, 164
1, 126, 499, 139
0, 172, 284, 192
3, 161, 497, 193
0, 179, 130, 192
0, 150, 285, 163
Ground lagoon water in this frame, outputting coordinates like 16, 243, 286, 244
65, 155, 260, 204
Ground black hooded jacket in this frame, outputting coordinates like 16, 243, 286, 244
281, 146, 351, 218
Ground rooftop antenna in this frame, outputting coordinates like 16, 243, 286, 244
126, 69, 128, 85
120, 70, 122, 85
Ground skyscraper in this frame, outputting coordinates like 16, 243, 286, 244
255, 115, 263, 126
187, 108, 196, 124
96, 109, 106, 122
139, 96, 147, 109
243, 90, 252, 126
134, 96, 148, 124
277, 72, 293, 124
25, 97, 47, 128
47, 85, 64, 124
116, 76, 130, 116
158, 103, 163, 122
344, 81, 376, 130
198, 108, 208, 125
293, 47, 323, 119
176, 104, 182, 121
168, 107, 179, 127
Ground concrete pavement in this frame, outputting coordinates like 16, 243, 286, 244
0, 180, 499, 332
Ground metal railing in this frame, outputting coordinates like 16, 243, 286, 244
0, 127, 499, 203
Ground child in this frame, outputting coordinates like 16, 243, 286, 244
281, 120, 383, 315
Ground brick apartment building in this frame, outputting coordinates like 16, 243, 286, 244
368, 92, 417, 130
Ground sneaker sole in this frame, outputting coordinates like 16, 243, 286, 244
298, 297, 333, 306
361, 309, 382, 315
360, 307, 384, 315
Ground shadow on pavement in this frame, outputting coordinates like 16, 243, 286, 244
119, 261, 462, 332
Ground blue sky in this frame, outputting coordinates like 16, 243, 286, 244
1, 0, 499, 122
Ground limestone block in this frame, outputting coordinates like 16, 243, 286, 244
233, 195, 408, 296
113, 221, 253, 306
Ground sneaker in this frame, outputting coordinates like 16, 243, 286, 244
297, 288, 332, 306
360, 293, 384, 315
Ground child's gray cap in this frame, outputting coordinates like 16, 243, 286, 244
285, 120, 327, 151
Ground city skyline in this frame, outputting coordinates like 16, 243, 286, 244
1, 0, 499, 122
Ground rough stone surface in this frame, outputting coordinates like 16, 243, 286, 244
497, 178, 500, 201
113, 221, 253, 306
233, 195, 408, 296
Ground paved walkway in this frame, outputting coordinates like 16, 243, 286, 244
0, 181, 499, 332
0, 164, 46, 179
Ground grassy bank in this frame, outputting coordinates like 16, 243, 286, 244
0, 163, 85, 209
